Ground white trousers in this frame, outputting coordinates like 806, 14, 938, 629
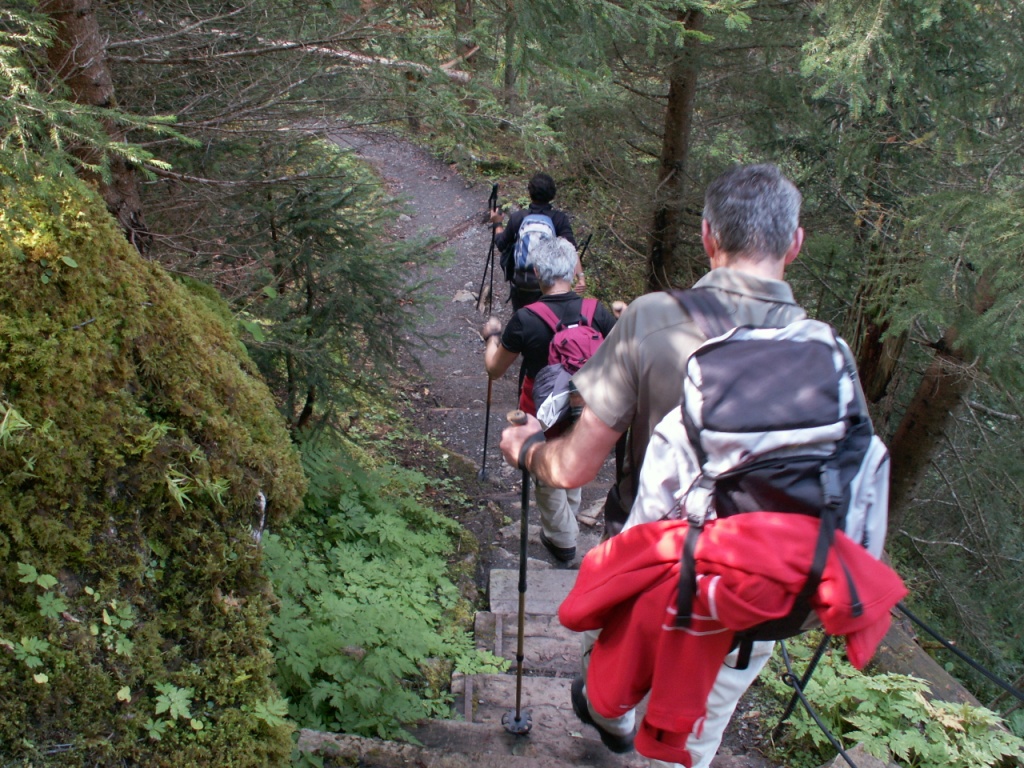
534, 482, 581, 548
580, 631, 775, 768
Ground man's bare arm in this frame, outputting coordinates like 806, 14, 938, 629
499, 406, 622, 488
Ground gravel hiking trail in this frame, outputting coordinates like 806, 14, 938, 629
330, 128, 615, 579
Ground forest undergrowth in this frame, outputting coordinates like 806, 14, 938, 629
262, 391, 509, 762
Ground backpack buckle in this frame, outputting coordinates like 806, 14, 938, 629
685, 475, 714, 527
821, 466, 842, 508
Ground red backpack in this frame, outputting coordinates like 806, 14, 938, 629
521, 298, 604, 428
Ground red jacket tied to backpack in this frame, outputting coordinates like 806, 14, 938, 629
559, 514, 907, 766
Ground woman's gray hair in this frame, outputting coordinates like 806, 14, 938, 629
532, 236, 578, 288
703, 164, 801, 261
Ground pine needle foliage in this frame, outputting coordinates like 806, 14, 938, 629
263, 433, 507, 741
0, 5, 184, 215
200, 137, 437, 428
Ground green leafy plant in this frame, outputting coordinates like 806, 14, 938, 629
263, 435, 507, 741
767, 639, 1024, 768
154, 682, 194, 721
0, 399, 32, 448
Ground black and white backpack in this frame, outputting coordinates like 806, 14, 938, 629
635, 288, 890, 666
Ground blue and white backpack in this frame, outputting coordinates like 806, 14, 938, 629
510, 213, 556, 293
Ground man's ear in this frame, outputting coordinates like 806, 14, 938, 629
783, 226, 804, 265
701, 219, 718, 259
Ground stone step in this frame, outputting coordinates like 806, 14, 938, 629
489, 567, 579, 615
412, 711, 649, 768
296, 726, 609, 768
299, 722, 778, 768
474, 611, 582, 676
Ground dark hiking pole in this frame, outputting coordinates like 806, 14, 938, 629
772, 633, 832, 737
577, 232, 592, 264
477, 183, 499, 315
502, 409, 533, 735
477, 376, 493, 481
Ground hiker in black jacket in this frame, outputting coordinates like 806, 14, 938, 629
489, 172, 582, 310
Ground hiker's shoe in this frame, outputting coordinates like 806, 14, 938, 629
539, 530, 576, 563
570, 676, 635, 753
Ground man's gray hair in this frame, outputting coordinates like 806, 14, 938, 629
532, 236, 578, 287
703, 164, 801, 261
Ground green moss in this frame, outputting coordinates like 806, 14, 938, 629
0, 179, 305, 765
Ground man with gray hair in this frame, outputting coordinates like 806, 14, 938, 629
499, 164, 811, 765
482, 236, 617, 563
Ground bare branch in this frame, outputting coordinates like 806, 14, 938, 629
146, 166, 313, 187
110, 26, 473, 83
966, 399, 1021, 421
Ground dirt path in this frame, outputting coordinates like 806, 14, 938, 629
328, 129, 774, 768
331, 129, 615, 578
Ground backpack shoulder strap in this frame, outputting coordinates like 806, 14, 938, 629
671, 288, 735, 339
580, 297, 598, 325
524, 300, 560, 332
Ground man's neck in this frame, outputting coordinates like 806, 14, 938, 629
711, 254, 786, 281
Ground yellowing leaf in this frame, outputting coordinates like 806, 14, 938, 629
117, 686, 132, 702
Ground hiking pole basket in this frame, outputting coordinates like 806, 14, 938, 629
477, 377, 493, 480
502, 409, 533, 735
477, 183, 499, 316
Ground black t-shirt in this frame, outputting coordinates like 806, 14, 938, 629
500, 292, 617, 378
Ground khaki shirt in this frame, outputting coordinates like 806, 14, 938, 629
572, 267, 806, 505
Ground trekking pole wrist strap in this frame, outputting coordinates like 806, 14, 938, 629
518, 431, 546, 474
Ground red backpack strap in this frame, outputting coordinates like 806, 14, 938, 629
526, 298, 596, 330
580, 297, 598, 325
524, 300, 560, 332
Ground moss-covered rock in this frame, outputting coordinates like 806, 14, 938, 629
0, 179, 305, 765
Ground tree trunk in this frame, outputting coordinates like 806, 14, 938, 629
887, 327, 974, 529
502, 1, 518, 112
851, 302, 907, 405
842, 158, 907, 408
455, 0, 475, 67
40, 0, 151, 255
887, 273, 996, 528
647, 10, 704, 293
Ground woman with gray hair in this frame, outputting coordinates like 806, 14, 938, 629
480, 237, 618, 563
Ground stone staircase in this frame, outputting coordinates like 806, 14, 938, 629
298, 552, 784, 768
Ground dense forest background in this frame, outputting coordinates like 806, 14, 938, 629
1, 0, 1022, 764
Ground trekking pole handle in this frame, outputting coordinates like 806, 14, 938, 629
507, 410, 527, 426
489, 183, 499, 212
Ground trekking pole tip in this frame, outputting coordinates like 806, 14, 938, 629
507, 410, 527, 425
502, 708, 532, 734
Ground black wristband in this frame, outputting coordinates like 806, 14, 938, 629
517, 431, 546, 473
